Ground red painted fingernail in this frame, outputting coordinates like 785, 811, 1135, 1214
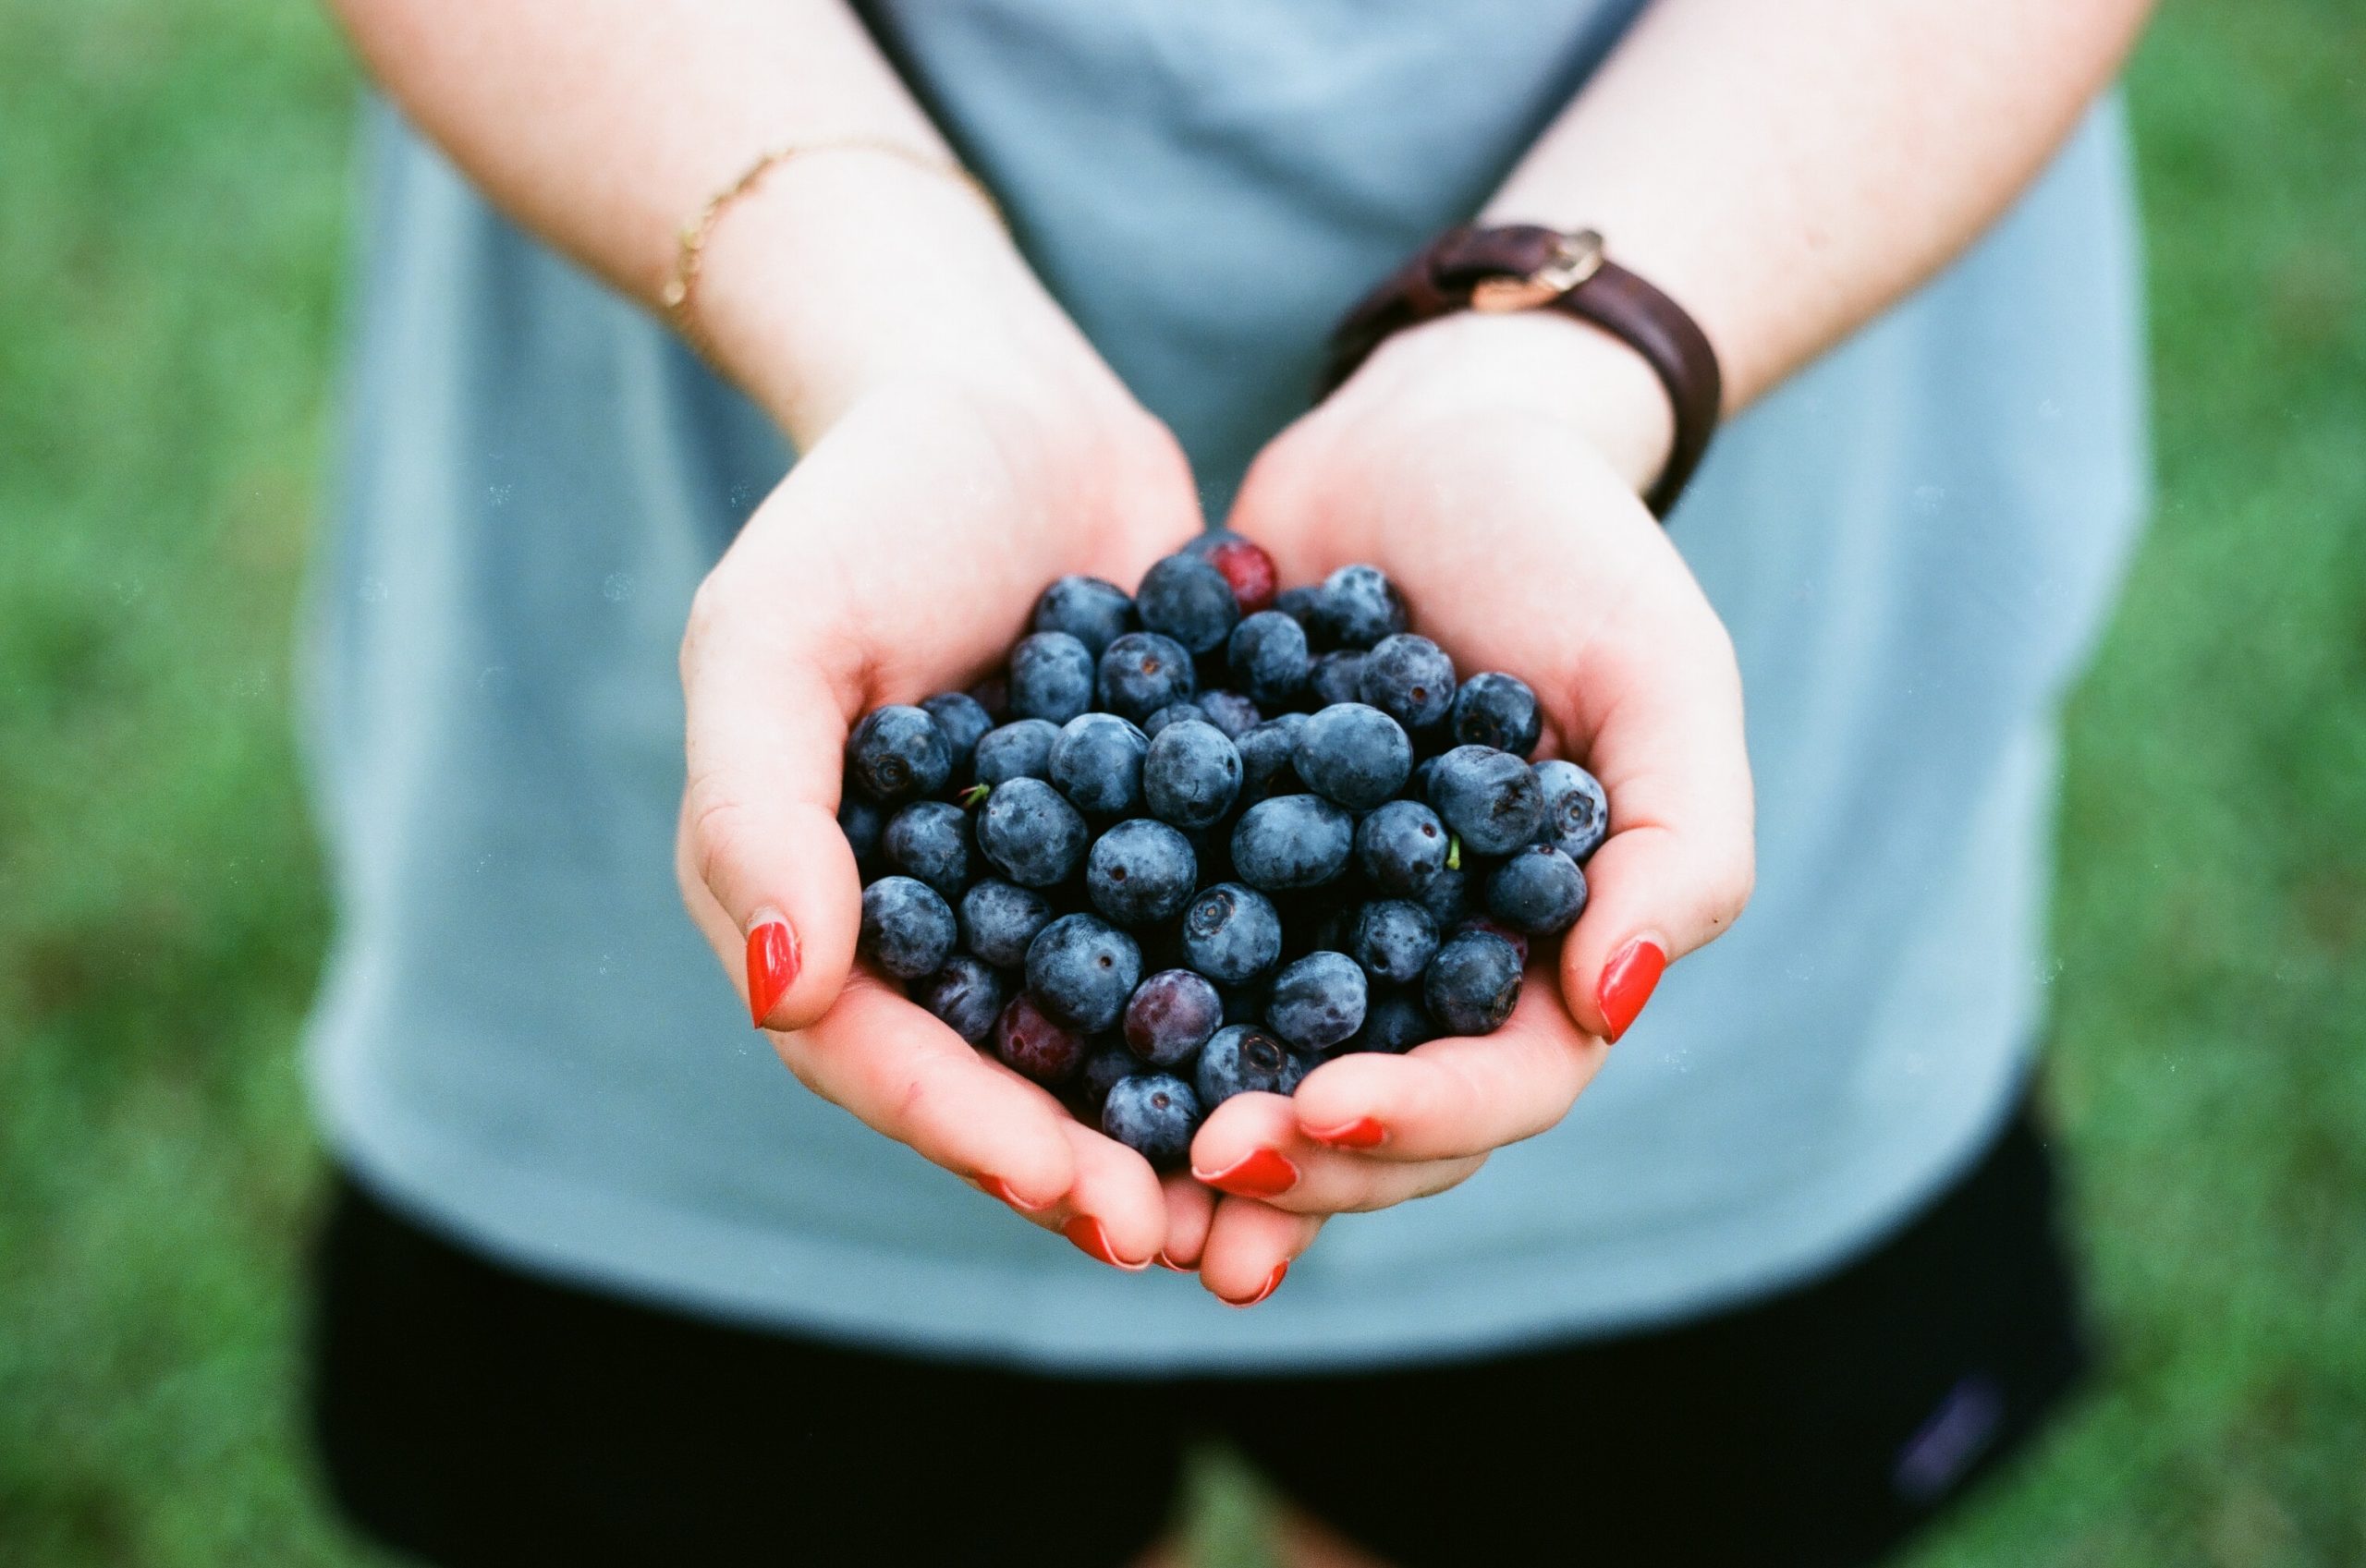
1306, 1116, 1386, 1149
978, 1176, 1052, 1214
1192, 1148, 1299, 1198
1064, 1215, 1149, 1271
1598, 938, 1667, 1042
746, 919, 799, 1027
1222, 1260, 1288, 1308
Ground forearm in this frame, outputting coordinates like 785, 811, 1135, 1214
327, 0, 1079, 443
1492, 0, 2153, 414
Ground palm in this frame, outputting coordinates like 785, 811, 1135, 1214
677, 377, 1203, 1269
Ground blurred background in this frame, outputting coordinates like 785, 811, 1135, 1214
2, 0, 2360, 1563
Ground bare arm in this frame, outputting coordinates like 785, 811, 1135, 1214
1383, 0, 2157, 491
1215, 1, 2154, 1232
327, 0, 1089, 444
327, 0, 1220, 1279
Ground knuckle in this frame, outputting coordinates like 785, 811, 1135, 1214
1702, 843, 1757, 930
680, 780, 752, 899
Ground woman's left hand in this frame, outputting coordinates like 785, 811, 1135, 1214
1159, 311, 1758, 1305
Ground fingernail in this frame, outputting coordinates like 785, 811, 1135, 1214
977, 1175, 1053, 1214
1222, 1260, 1288, 1309
746, 918, 800, 1027
1306, 1116, 1387, 1150
1064, 1215, 1150, 1271
1598, 937, 1667, 1042
1155, 1250, 1191, 1272
1192, 1148, 1300, 1198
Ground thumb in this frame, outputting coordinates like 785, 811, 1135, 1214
677, 605, 866, 1033
1552, 626, 1755, 1043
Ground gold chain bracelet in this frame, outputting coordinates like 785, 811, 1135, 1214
661, 137, 1006, 352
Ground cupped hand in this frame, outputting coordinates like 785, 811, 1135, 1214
1183, 310, 1757, 1264
675, 345, 1201, 1270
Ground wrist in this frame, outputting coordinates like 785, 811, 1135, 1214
1346, 310, 1676, 497
688, 153, 1097, 447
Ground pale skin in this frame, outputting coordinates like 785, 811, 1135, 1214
329, 0, 2152, 1562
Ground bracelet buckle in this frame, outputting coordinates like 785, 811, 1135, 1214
1469, 227, 1605, 313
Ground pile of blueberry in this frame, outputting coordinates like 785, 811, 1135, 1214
839, 536, 1609, 1172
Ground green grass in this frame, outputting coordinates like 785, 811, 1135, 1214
1, 0, 2360, 1562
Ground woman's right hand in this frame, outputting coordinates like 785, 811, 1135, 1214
672, 182, 1206, 1268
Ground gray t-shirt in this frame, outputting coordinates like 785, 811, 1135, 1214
305, 0, 2146, 1369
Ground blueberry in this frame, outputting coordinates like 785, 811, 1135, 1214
1135, 553, 1241, 656
1196, 689, 1262, 740
967, 673, 1010, 723
1309, 650, 1367, 708
847, 705, 951, 804
859, 875, 957, 979
1533, 759, 1611, 861
1049, 712, 1150, 818
1024, 913, 1142, 1033
1456, 915, 1531, 968
993, 991, 1088, 1085
1358, 634, 1457, 732
921, 691, 994, 776
976, 777, 1089, 887
1230, 794, 1354, 891
1266, 951, 1368, 1052
1294, 703, 1412, 811
1178, 881, 1284, 984
1314, 564, 1408, 650
1185, 532, 1278, 613
1273, 584, 1328, 638
1102, 1073, 1203, 1169
1452, 672, 1543, 757
1123, 968, 1224, 1067
1196, 1024, 1301, 1107
1235, 715, 1305, 802
1417, 866, 1472, 929
1226, 611, 1311, 708
1078, 1043, 1139, 1112
1086, 818, 1198, 926
1096, 630, 1197, 722
1351, 900, 1440, 984
958, 878, 1053, 969
1031, 575, 1136, 656
1142, 701, 1208, 737
1007, 631, 1097, 725
1429, 745, 1547, 857
1424, 930, 1523, 1036
910, 954, 1005, 1044
1486, 845, 1589, 935
1142, 719, 1242, 831
1356, 799, 1449, 895
972, 718, 1061, 787
838, 793, 887, 866
882, 799, 973, 901
1348, 991, 1434, 1055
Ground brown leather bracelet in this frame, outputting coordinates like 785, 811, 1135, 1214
1320, 225, 1723, 518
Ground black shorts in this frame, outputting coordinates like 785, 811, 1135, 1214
309, 1102, 2088, 1568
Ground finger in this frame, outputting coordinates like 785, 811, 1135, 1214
1198, 1197, 1323, 1308
1283, 979, 1606, 1161
777, 974, 1078, 1209
1190, 1089, 1485, 1213
1047, 1116, 1167, 1270
1549, 600, 1754, 1041
677, 559, 871, 1033
1157, 1172, 1218, 1271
